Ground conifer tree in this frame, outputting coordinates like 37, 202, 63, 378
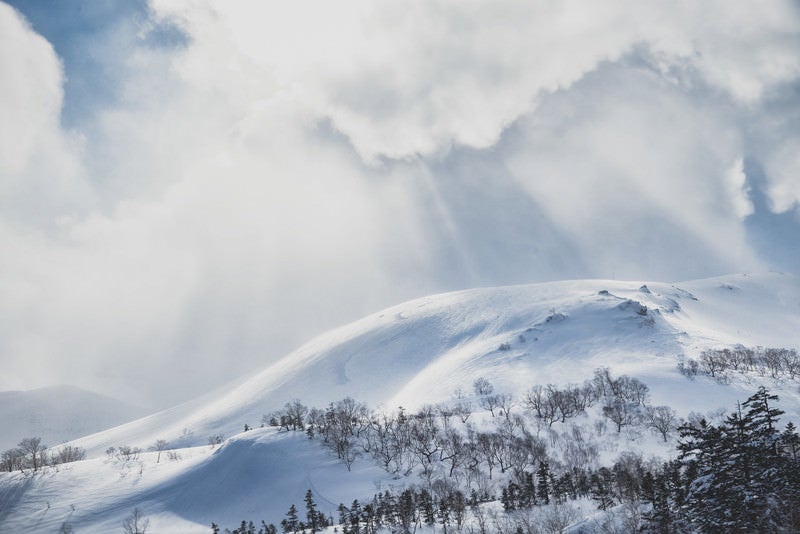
537, 462, 551, 505
418, 489, 436, 526
782, 422, 800, 461
281, 504, 299, 534
677, 388, 797, 532
590, 467, 615, 511
397, 489, 416, 533
349, 499, 361, 534
305, 490, 322, 532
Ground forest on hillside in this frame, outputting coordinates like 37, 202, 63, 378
220, 360, 800, 533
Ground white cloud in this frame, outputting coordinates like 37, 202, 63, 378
764, 137, 800, 214
0, 3, 61, 176
504, 64, 762, 280
151, 0, 800, 162
0, 0, 797, 405
0, 3, 92, 227
725, 158, 754, 220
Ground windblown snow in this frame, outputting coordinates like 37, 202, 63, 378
1, 273, 798, 532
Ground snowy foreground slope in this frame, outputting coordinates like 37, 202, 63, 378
1, 273, 799, 532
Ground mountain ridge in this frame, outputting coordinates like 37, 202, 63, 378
67, 272, 800, 455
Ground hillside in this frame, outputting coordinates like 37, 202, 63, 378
0, 386, 147, 451
1, 272, 799, 532
68, 272, 800, 455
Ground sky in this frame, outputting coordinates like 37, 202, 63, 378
1, 0, 799, 408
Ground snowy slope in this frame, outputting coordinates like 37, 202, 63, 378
1, 272, 799, 532
0, 386, 147, 451
67, 272, 800, 456
0, 429, 391, 533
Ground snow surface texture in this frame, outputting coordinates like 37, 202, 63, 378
1, 273, 799, 532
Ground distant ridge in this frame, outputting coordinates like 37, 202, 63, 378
0, 385, 146, 450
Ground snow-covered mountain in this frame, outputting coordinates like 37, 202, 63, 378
0, 385, 146, 451
1, 273, 799, 532
68, 272, 800, 455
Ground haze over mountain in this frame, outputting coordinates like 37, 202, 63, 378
1, 272, 798, 532
0, 386, 146, 451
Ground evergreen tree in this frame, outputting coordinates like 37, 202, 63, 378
554, 472, 575, 503
397, 489, 416, 533
590, 467, 615, 511
337, 503, 351, 534
521, 471, 536, 507
501, 486, 513, 512
781, 422, 800, 462
362, 502, 376, 533
349, 499, 362, 534
305, 489, 323, 532
281, 504, 299, 534
677, 388, 797, 532
537, 462, 551, 505
677, 417, 728, 531
418, 489, 435, 526
376, 490, 395, 528
437, 493, 451, 532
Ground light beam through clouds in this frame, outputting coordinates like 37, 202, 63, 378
0, 0, 798, 406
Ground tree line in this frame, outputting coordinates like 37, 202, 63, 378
218, 384, 799, 533
259, 368, 678, 486
205, 352, 800, 534
679, 346, 800, 383
1, 437, 85, 473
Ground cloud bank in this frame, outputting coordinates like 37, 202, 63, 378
1, 0, 798, 406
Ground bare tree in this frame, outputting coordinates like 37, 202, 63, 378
644, 405, 677, 442
52, 445, 86, 465
453, 399, 473, 423
1, 447, 24, 472
549, 386, 580, 423
699, 350, 728, 381
115, 446, 141, 462
18, 437, 46, 472
778, 348, 800, 379
409, 407, 441, 483
537, 503, 580, 534
285, 399, 309, 431
438, 427, 465, 477
150, 440, 169, 463
525, 385, 549, 420
323, 398, 369, 470
473, 377, 494, 396
497, 394, 514, 420
482, 394, 503, 417
602, 401, 640, 433
364, 411, 396, 472
122, 507, 149, 534
474, 377, 506, 416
